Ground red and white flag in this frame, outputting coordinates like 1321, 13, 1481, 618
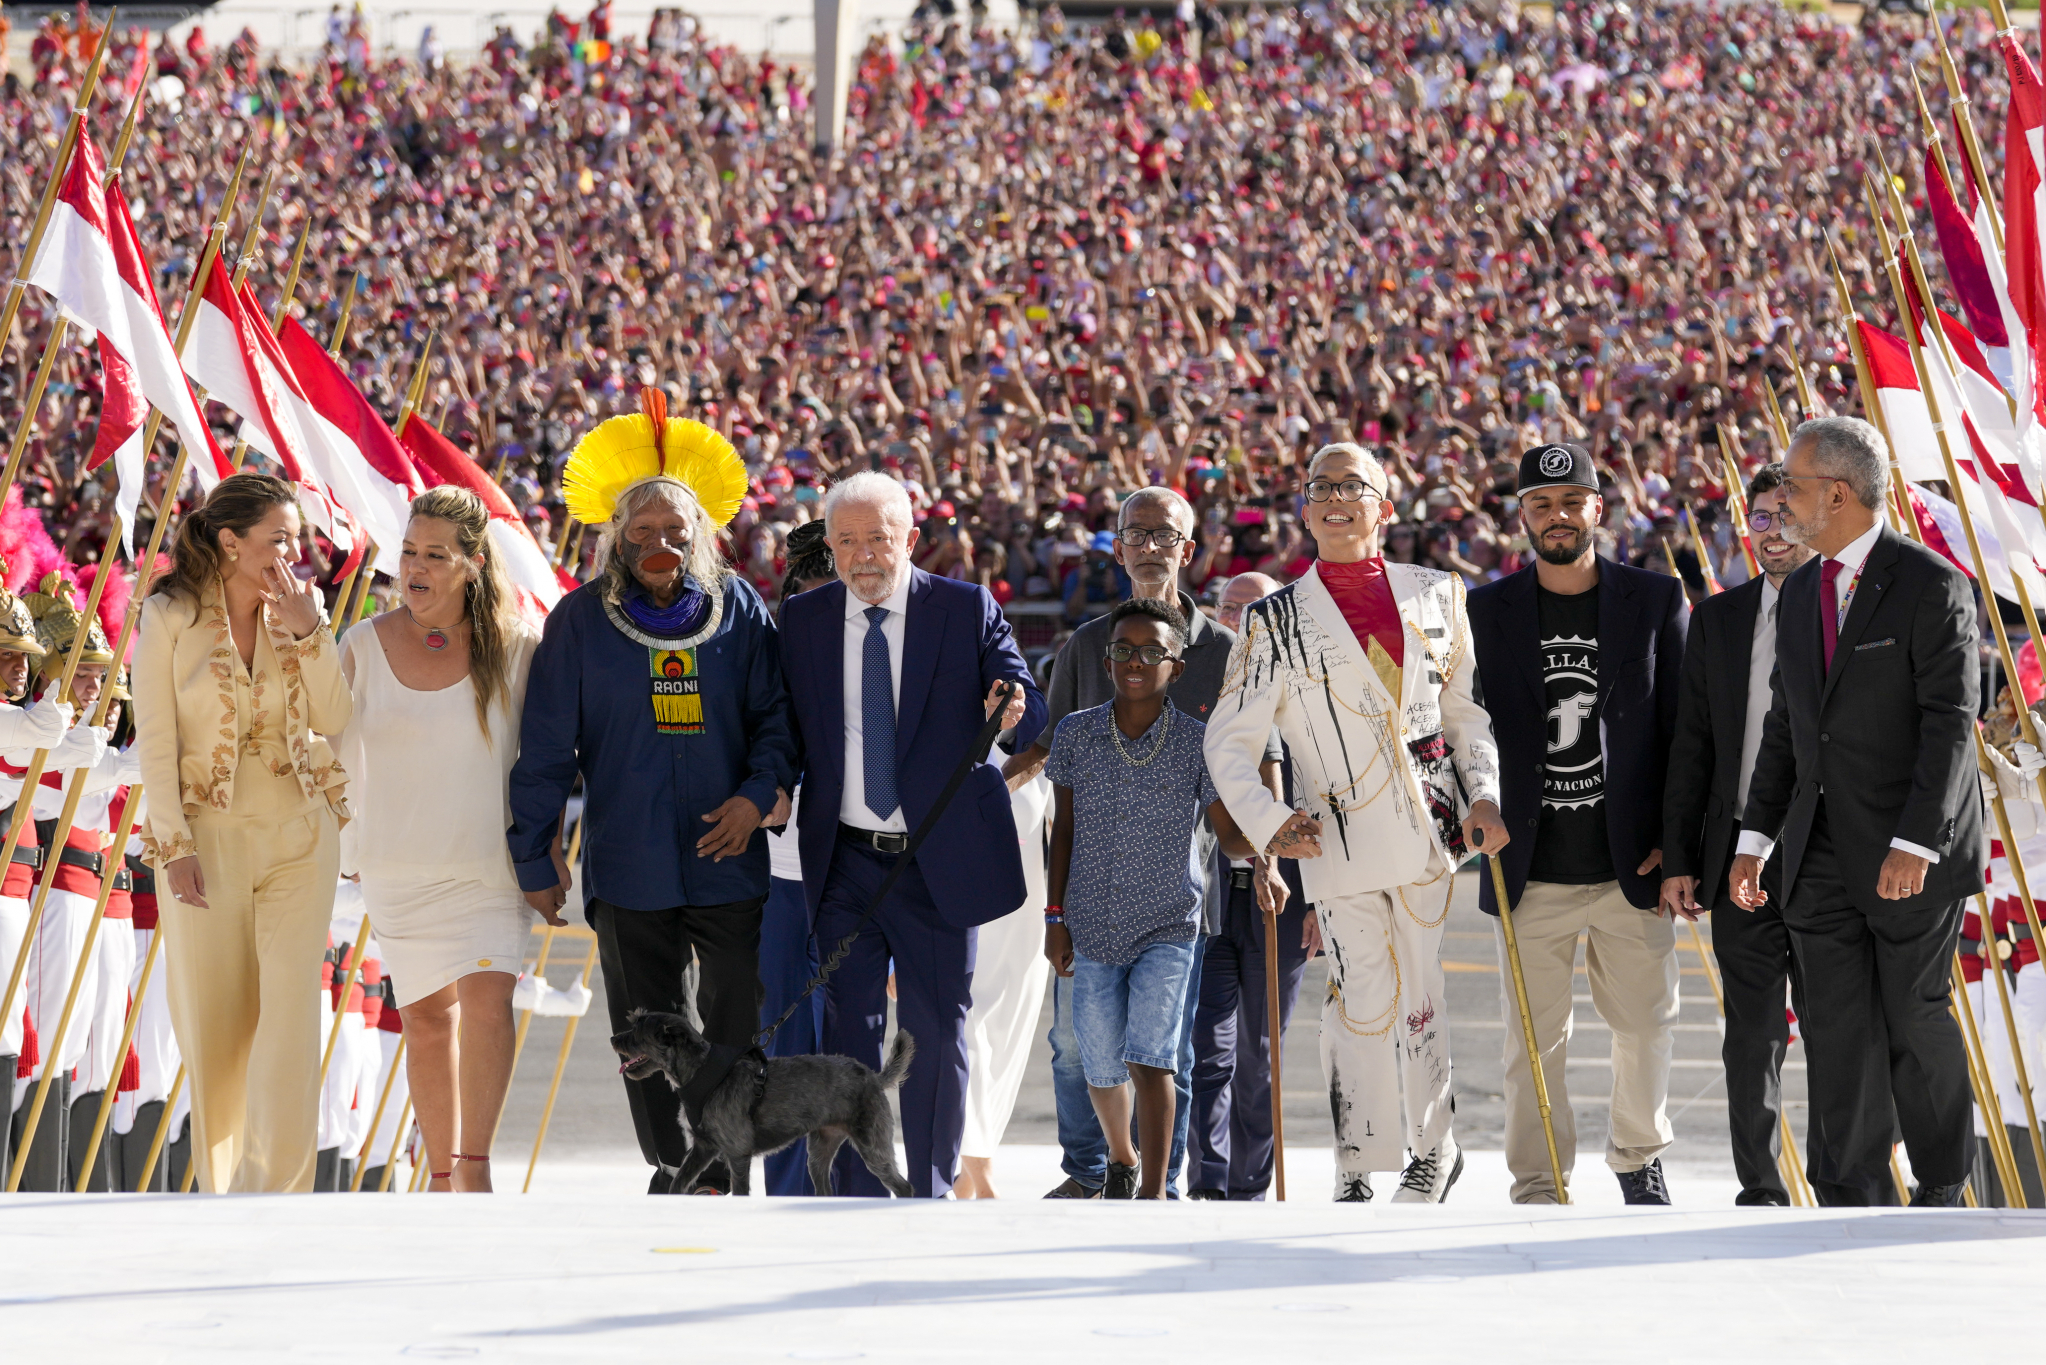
1996, 31, 2046, 458
279, 318, 426, 575
1860, 316, 2046, 603
398, 417, 564, 618
25, 129, 229, 552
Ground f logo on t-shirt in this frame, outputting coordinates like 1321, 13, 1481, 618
1540, 632, 1602, 811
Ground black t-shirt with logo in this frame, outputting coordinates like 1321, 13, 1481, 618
1528, 584, 1614, 884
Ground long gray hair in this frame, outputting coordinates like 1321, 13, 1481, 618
596, 478, 731, 605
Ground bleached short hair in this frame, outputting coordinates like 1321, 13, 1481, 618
822, 471, 913, 531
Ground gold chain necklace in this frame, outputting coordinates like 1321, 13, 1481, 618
1109, 703, 1173, 768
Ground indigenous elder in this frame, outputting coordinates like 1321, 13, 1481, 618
1468, 443, 1688, 1206
779, 471, 1044, 1198
1206, 443, 1506, 1204
1005, 486, 1281, 1200
132, 473, 353, 1193
339, 487, 541, 1193
507, 388, 798, 1196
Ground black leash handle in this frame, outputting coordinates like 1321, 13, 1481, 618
754, 679, 1022, 1048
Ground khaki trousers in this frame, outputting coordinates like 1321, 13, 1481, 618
1496, 879, 1678, 1203
1317, 871, 1455, 1188
160, 803, 338, 1193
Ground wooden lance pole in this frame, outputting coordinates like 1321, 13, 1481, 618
349, 1036, 408, 1193
0, 17, 118, 359
74, 867, 166, 1190
133, 1064, 185, 1192
1979, 894, 2046, 1186
1952, 947, 2026, 1202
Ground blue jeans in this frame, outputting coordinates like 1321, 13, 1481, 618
1052, 934, 1205, 1191
1072, 938, 1200, 1085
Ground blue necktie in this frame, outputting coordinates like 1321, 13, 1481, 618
862, 606, 899, 821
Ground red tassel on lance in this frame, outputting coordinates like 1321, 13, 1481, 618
18, 1010, 37, 1073
118, 1044, 139, 1093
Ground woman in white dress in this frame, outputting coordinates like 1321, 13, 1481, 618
337, 487, 548, 1192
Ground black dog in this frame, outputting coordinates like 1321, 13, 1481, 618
611, 1010, 917, 1197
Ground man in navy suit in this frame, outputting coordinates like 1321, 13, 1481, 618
1468, 443, 1689, 1205
780, 472, 1046, 1197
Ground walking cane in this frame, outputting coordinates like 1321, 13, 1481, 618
1477, 833, 1568, 1204
1262, 871, 1286, 1202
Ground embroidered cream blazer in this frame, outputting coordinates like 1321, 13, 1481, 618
132, 581, 353, 863
1204, 561, 1500, 902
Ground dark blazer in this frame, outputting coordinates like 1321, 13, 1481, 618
780, 568, 1048, 929
1662, 574, 1770, 907
1738, 526, 1983, 914
507, 576, 800, 912
1469, 559, 1689, 914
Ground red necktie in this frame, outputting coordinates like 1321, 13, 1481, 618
1820, 558, 1843, 671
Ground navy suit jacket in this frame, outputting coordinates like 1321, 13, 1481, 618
1468, 559, 1689, 914
506, 576, 799, 912
780, 569, 1047, 929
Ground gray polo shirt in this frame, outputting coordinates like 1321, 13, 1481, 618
1041, 590, 1279, 933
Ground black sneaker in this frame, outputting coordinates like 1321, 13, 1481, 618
1616, 1159, 1672, 1206
1044, 1176, 1102, 1200
1187, 1188, 1226, 1201
1102, 1162, 1140, 1200
1734, 1188, 1791, 1207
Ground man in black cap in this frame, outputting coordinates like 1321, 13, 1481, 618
1467, 443, 1690, 1204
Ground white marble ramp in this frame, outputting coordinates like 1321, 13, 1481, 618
4, 1152, 2041, 1363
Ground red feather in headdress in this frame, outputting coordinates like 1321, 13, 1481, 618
77, 560, 139, 663
0, 488, 74, 597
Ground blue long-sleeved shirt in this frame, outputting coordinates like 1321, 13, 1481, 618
506, 575, 799, 911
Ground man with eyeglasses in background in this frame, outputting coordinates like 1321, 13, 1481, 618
1006, 487, 1286, 1199
1208, 444, 1506, 1203
1660, 461, 1821, 1205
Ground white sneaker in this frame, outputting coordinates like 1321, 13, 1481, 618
1391, 1137, 1465, 1204
1334, 1172, 1375, 1203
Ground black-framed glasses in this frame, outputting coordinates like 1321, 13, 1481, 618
1748, 509, 1784, 532
1115, 526, 1187, 549
1106, 642, 1180, 665
1305, 478, 1387, 503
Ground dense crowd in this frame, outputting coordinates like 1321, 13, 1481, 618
0, 0, 2011, 653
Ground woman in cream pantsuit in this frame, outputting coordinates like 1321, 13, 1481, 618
133, 474, 352, 1194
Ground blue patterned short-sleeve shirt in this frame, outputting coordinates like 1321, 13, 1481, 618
1044, 699, 1219, 966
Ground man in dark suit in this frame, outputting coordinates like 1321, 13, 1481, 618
780, 472, 1046, 1197
1661, 462, 1816, 1205
1731, 416, 1981, 1207
1468, 442, 1689, 1204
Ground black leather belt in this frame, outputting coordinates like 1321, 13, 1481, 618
8, 843, 42, 871
1230, 867, 1254, 890
1962, 936, 1982, 957
56, 846, 107, 877
838, 822, 909, 855
111, 866, 132, 892
125, 853, 154, 896
2012, 920, 2035, 942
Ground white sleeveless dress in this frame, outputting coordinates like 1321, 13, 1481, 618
336, 624, 539, 1008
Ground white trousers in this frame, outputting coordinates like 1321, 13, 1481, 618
352, 1027, 410, 1165
0, 894, 27, 1057
962, 773, 1052, 1159
113, 925, 182, 1136
22, 889, 107, 1088
1316, 871, 1455, 1187
75, 917, 137, 1097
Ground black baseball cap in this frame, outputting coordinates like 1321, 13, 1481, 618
1516, 442, 1599, 495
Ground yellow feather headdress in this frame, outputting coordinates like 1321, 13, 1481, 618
561, 387, 748, 529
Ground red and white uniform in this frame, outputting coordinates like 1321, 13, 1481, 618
0, 697, 78, 1063
114, 807, 186, 1139
1978, 753, 2046, 1126
71, 761, 147, 1103
0, 719, 119, 1096
318, 883, 383, 1159
356, 971, 407, 1169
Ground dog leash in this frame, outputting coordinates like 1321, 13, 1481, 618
753, 680, 1021, 1050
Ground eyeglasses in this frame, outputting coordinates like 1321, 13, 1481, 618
1748, 510, 1785, 532
1304, 478, 1387, 503
1115, 527, 1187, 549
1106, 642, 1180, 665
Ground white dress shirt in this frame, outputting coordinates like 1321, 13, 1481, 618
1735, 576, 1780, 814
1738, 522, 1939, 865
840, 573, 911, 832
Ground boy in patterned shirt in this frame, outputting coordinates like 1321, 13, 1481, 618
1044, 598, 1257, 1199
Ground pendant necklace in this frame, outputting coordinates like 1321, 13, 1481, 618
407, 607, 453, 652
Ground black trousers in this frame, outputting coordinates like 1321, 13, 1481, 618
590, 896, 764, 1171
1782, 806, 1970, 1204
1188, 884, 1310, 1198
1710, 853, 1798, 1203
